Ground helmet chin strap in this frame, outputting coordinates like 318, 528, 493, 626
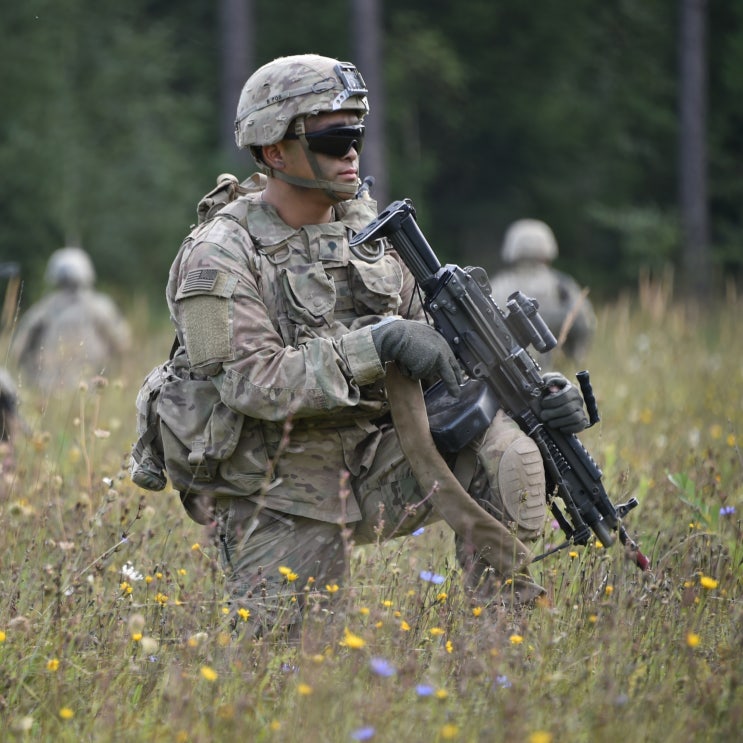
269, 117, 359, 202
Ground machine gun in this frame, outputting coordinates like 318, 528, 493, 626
350, 199, 649, 571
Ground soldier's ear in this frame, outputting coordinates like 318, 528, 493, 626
261, 143, 285, 170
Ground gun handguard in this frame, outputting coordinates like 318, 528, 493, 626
351, 199, 649, 571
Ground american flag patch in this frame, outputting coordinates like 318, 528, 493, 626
182, 269, 218, 293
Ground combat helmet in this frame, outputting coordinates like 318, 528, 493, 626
234, 54, 369, 199
45, 247, 95, 289
501, 219, 558, 264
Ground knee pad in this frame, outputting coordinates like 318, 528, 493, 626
469, 411, 546, 542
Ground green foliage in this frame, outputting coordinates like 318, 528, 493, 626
0, 294, 741, 740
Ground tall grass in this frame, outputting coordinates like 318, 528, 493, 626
0, 288, 740, 742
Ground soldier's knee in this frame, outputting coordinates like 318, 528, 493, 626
497, 435, 546, 541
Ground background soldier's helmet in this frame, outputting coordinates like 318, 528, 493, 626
501, 219, 559, 264
234, 54, 369, 149
45, 247, 95, 289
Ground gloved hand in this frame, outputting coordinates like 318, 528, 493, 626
535, 372, 588, 433
372, 318, 463, 397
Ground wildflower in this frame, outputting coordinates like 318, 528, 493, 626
419, 570, 445, 584
446, 641, 453, 654
222, 607, 230, 615
131, 633, 143, 642
59, 708, 74, 720
269, 721, 281, 731
588, 614, 598, 624
699, 575, 718, 590
369, 657, 396, 677
435, 689, 448, 700
155, 572, 163, 579
430, 627, 445, 637
145, 575, 154, 584
719, 505, 736, 516
191, 543, 201, 550
441, 724, 459, 740
529, 732, 553, 743
595, 540, 604, 549
569, 551, 578, 559
237, 608, 250, 622
178, 569, 187, 576
382, 600, 393, 607
412, 527, 425, 536
122, 562, 143, 582
200, 666, 218, 682
326, 583, 340, 594
46, 658, 60, 672
0, 630, 6, 643
436, 592, 447, 602
120, 582, 133, 595
509, 634, 524, 645
352, 726, 376, 741
494, 674, 512, 689
154, 592, 169, 605
472, 606, 483, 617
278, 565, 299, 582
297, 683, 313, 696
726, 434, 736, 447
605, 585, 614, 596
359, 607, 370, 616
686, 633, 701, 648
341, 628, 366, 650
416, 684, 435, 696
400, 620, 411, 631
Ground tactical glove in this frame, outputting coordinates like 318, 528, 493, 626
535, 372, 588, 433
372, 318, 463, 397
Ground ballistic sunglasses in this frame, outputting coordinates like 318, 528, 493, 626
284, 124, 365, 158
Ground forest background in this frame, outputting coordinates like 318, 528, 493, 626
1, 0, 741, 314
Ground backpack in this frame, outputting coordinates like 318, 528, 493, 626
129, 174, 249, 501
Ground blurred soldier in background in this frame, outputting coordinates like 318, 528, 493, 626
152, 54, 587, 638
0, 262, 21, 486
490, 219, 597, 363
11, 247, 131, 393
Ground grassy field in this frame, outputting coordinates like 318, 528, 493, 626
0, 287, 741, 742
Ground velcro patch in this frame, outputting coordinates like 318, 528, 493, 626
183, 269, 218, 294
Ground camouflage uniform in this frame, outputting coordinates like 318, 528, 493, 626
490, 220, 596, 362
161, 56, 547, 635
12, 247, 131, 392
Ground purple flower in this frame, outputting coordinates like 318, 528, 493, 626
351, 727, 376, 741
419, 570, 445, 585
720, 505, 736, 516
412, 527, 425, 536
369, 657, 396, 677
416, 684, 435, 697
494, 674, 512, 688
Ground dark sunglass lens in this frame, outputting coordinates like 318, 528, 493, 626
306, 126, 365, 157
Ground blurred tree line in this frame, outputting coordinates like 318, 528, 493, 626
1, 0, 741, 313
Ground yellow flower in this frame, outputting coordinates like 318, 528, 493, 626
382, 599, 393, 607
270, 721, 281, 731
325, 584, 340, 593
0, 630, 6, 643
200, 666, 218, 682
155, 572, 163, 579
400, 620, 411, 631
436, 592, 447, 602
278, 565, 298, 581
435, 688, 448, 700
46, 658, 60, 672
699, 575, 718, 590
569, 551, 578, 559
686, 632, 701, 648
191, 543, 201, 551
529, 732, 553, 743
120, 581, 133, 595
131, 633, 143, 642
341, 628, 366, 649
297, 683, 313, 696
605, 585, 614, 596
359, 607, 370, 616
441, 724, 459, 739
588, 614, 598, 624
595, 540, 604, 549
430, 627, 445, 637
237, 608, 250, 621
59, 708, 74, 720
445, 640, 453, 654
145, 575, 154, 584
509, 634, 524, 645
472, 606, 483, 617
155, 592, 169, 605
726, 434, 736, 447
178, 569, 187, 576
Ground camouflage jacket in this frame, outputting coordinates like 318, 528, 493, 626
165, 174, 424, 522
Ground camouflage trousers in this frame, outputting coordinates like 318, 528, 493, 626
214, 411, 545, 636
